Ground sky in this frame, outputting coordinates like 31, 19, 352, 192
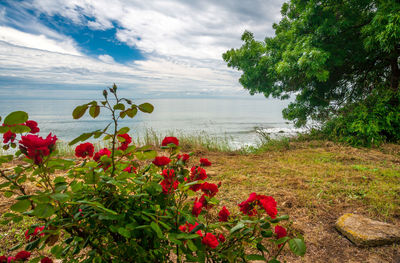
0, 0, 285, 99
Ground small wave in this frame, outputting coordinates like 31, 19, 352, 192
257, 127, 308, 134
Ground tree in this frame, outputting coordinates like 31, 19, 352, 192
223, 0, 400, 129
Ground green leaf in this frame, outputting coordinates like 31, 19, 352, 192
118, 227, 131, 238
118, 127, 130, 134
51, 193, 70, 202
150, 222, 163, 238
113, 103, 125, 111
0, 155, 13, 164
187, 239, 197, 252
10, 125, 31, 133
268, 259, 280, 263
138, 103, 154, 113
126, 107, 137, 118
33, 203, 55, 218
72, 105, 88, 119
230, 222, 245, 233
89, 105, 100, 118
261, 230, 273, 238
69, 132, 93, 145
25, 238, 40, 251
4, 111, 28, 125
288, 238, 306, 256
245, 254, 265, 261
10, 199, 31, 212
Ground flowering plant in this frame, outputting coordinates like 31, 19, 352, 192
0, 85, 305, 262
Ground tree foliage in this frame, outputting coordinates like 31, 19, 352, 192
223, 0, 400, 133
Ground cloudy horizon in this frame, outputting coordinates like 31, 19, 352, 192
0, 0, 285, 99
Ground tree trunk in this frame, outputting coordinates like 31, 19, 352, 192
390, 56, 400, 93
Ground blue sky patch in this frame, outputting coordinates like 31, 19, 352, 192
0, 1, 144, 64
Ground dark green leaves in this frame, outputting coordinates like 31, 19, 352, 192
89, 105, 100, 118
288, 238, 306, 256
69, 132, 93, 145
4, 111, 28, 125
72, 105, 88, 119
138, 103, 154, 113
33, 203, 55, 218
10, 199, 31, 212
246, 254, 265, 261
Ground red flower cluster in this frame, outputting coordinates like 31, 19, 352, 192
123, 165, 137, 173
2, 131, 16, 144
218, 233, 226, 242
2, 120, 39, 145
177, 154, 190, 163
200, 182, 219, 197
179, 222, 202, 237
40, 257, 53, 263
117, 133, 132, 150
192, 201, 203, 217
161, 136, 179, 147
0, 251, 31, 263
202, 233, 219, 249
238, 192, 277, 218
275, 225, 287, 239
160, 169, 179, 194
19, 134, 57, 164
24, 120, 39, 134
93, 148, 111, 162
152, 156, 171, 166
218, 206, 230, 222
188, 166, 207, 191
25, 226, 45, 241
200, 158, 212, 166
75, 142, 94, 158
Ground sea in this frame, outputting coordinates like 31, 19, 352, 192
0, 97, 306, 149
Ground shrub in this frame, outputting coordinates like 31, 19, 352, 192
0, 85, 305, 262
322, 89, 400, 147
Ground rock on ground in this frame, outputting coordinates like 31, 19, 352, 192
335, 213, 400, 247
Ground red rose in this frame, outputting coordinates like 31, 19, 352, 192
19, 134, 57, 164
25, 226, 45, 241
3, 131, 16, 144
15, 251, 31, 260
192, 201, 203, 217
40, 257, 53, 263
202, 233, 219, 249
200, 182, 219, 197
0, 256, 6, 263
179, 222, 202, 236
123, 165, 137, 173
238, 192, 258, 216
161, 136, 179, 147
218, 206, 230, 222
75, 142, 94, 158
177, 154, 190, 162
7, 256, 15, 263
152, 156, 171, 166
200, 158, 211, 166
189, 166, 207, 191
275, 225, 287, 239
160, 169, 179, 194
117, 133, 132, 151
258, 195, 277, 219
93, 148, 111, 162
218, 233, 226, 242
24, 120, 40, 134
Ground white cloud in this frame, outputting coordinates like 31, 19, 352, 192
0, 0, 285, 97
98, 54, 115, 63
0, 26, 81, 55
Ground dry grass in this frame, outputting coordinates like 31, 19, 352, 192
1, 140, 400, 262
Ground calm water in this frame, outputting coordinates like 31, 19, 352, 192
0, 98, 303, 148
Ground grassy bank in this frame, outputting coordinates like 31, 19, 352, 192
1, 139, 399, 262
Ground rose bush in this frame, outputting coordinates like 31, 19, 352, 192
0, 85, 305, 262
